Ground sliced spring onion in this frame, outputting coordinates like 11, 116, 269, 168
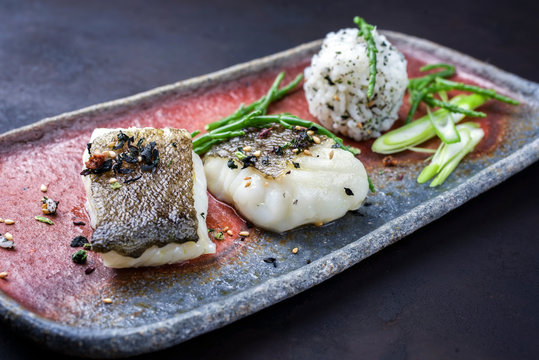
406, 147, 437, 153
418, 122, 484, 187
371, 94, 487, 154
427, 105, 460, 144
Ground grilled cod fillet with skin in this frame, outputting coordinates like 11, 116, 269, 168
81, 127, 215, 268
203, 125, 369, 233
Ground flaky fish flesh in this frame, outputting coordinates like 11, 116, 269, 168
203, 125, 369, 232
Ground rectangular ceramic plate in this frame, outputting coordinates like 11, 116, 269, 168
0, 31, 538, 358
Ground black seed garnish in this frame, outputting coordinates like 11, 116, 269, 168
306, 259, 311, 264
73, 221, 86, 226
331, 143, 342, 149
240, 237, 246, 242
227, 159, 238, 169
241, 155, 258, 169
272, 145, 284, 156
85, 266, 96, 275
285, 170, 291, 175
86, 143, 92, 155
263, 257, 277, 268
291, 130, 313, 150
261, 156, 270, 166
344, 187, 354, 196
364, 202, 372, 207
172, 142, 177, 148
117, 167, 134, 174
293, 199, 298, 205
327, 104, 334, 111
245, 221, 254, 228
292, 162, 300, 168
140, 164, 156, 172
124, 175, 143, 184
308, 125, 318, 133
70, 236, 89, 247
113, 131, 130, 150
200, 212, 205, 219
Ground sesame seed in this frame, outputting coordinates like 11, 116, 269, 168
40, 184, 48, 192
292, 149, 299, 154
108, 151, 117, 158
329, 150, 335, 160
226, 230, 233, 236
356, 122, 363, 129
4, 219, 14, 225
307, 130, 315, 136
0, 218, 4, 223
264, 182, 269, 187
243, 176, 252, 180
102, 298, 113, 304
243, 146, 252, 152
295, 125, 306, 131
244, 181, 252, 188
223, 226, 229, 231
292, 247, 299, 254
108, 178, 118, 184
253, 150, 261, 157
239, 231, 250, 237
0, 272, 8, 279
4, 233, 12, 241
314, 221, 324, 227
334, 95, 340, 101
137, 156, 143, 162
312, 136, 321, 144
303, 150, 312, 156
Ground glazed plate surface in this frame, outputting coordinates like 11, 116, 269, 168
0, 31, 537, 358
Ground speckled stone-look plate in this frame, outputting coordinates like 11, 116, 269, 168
0, 31, 537, 358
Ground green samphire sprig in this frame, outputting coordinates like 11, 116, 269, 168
353, 16, 378, 99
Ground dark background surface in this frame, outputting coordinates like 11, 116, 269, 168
0, 1, 538, 359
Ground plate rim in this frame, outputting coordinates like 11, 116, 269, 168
1, 30, 538, 358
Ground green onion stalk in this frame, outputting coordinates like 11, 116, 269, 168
371, 93, 488, 154
417, 122, 484, 187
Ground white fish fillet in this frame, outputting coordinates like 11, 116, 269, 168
204, 140, 369, 233
82, 127, 215, 268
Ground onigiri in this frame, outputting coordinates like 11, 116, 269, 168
304, 27, 408, 141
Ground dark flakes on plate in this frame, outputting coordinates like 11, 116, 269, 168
70, 236, 89, 248
263, 257, 278, 268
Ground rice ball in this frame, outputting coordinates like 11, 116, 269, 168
304, 28, 408, 141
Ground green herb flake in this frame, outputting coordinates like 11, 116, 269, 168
235, 151, 246, 160
35, 216, 54, 225
72, 250, 88, 264
213, 231, 225, 240
110, 181, 122, 190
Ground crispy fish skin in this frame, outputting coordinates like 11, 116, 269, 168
205, 125, 323, 178
82, 127, 204, 259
